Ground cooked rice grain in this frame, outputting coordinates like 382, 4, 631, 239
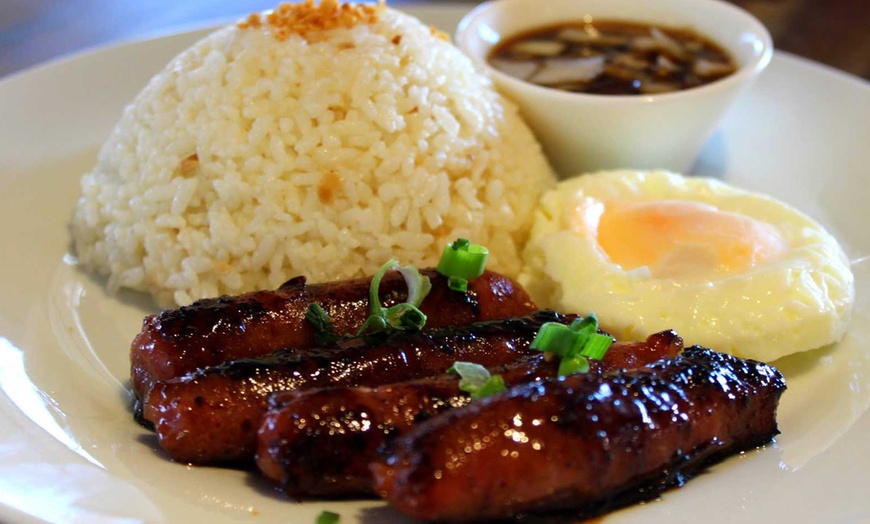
71, 5, 556, 307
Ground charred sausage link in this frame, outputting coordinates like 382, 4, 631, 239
258, 376, 469, 498
371, 347, 786, 522
131, 269, 537, 398
256, 330, 683, 498
143, 311, 569, 465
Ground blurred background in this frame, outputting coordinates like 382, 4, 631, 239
1, 0, 867, 80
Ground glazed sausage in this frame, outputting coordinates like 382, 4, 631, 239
371, 347, 786, 522
256, 330, 683, 497
131, 269, 536, 398
142, 311, 570, 465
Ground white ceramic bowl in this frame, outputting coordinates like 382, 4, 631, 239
456, 0, 773, 177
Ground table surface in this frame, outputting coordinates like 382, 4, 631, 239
1, 0, 868, 81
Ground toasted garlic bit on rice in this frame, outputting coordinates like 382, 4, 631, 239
71, 2, 555, 307
238, 0, 386, 41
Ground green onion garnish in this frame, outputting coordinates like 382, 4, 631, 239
316, 511, 340, 524
305, 302, 340, 346
581, 332, 613, 361
530, 313, 613, 377
448, 361, 507, 400
436, 238, 489, 292
356, 259, 432, 336
557, 356, 590, 376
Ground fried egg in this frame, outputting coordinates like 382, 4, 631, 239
519, 170, 855, 362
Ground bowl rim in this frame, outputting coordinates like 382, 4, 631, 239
455, 0, 775, 104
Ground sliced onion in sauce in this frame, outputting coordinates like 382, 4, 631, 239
507, 39, 566, 57
529, 55, 606, 85
694, 58, 737, 77
488, 58, 539, 81
612, 53, 650, 71
633, 35, 687, 62
656, 55, 681, 73
649, 28, 690, 60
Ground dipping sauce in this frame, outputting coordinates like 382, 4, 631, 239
488, 19, 737, 95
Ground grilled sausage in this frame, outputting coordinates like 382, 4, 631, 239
256, 330, 683, 497
143, 311, 570, 465
131, 269, 536, 398
371, 347, 786, 522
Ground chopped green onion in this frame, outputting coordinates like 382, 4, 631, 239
529, 322, 587, 358
580, 333, 613, 360
557, 356, 590, 376
395, 263, 431, 307
436, 238, 489, 292
568, 313, 599, 335
316, 511, 340, 524
530, 313, 613, 377
356, 259, 432, 336
447, 276, 468, 293
474, 374, 507, 398
305, 302, 340, 346
448, 361, 507, 399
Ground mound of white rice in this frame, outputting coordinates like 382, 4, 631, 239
71, 1, 556, 307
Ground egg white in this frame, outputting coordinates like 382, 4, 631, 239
519, 170, 855, 362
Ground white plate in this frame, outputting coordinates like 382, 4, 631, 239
1, 4, 868, 523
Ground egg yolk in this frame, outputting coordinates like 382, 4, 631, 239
596, 200, 788, 280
